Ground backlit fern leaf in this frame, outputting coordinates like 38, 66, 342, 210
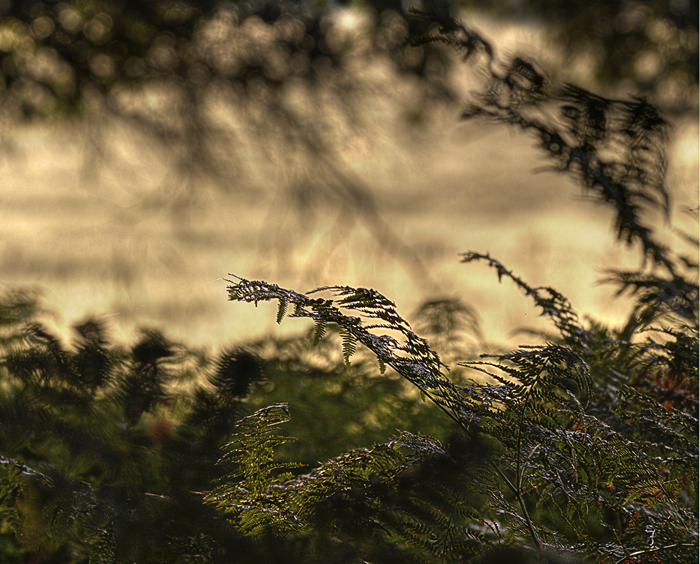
462, 345, 591, 411
226, 276, 478, 429
407, 9, 494, 63
602, 269, 698, 324
203, 403, 304, 536
226, 275, 574, 549
339, 327, 357, 368
276, 299, 288, 324
312, 318, 327, 346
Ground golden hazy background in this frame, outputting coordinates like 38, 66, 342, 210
1, 9, 697, 351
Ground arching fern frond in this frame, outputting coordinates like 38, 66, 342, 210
461, 252, 592, 351
226, 276, 478, 429
461, 345, 591, 411
411, 11, 675, 276
226, 275, 548, 549
601, 269, 699, 325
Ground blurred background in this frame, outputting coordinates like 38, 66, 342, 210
0, 0, 697, 351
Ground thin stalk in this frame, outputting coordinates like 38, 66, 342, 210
413, 383, 542, 549
613, 543, 697, 564
513, 360, 550, 549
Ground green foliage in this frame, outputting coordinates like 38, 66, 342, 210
243, 325, 451, 464
204, 403, 304, 536
0, 293, 271, 562
224, 259, 696, 561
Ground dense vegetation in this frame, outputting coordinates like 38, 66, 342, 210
0, 7, 697, 564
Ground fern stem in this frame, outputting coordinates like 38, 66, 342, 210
415, 384, 542, 549
612, 543, 697, 564
513, 361, 550, 550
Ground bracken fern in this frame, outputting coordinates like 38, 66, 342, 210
219, 11, 697, 563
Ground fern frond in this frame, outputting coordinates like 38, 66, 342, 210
227, 276, 480, 430
407, 9, 494, 63
413, 10, 675, 275
203, 403, 305, 536
227, 276, 552, 547
601, 269, 698, 324
462, 252, 592, 350
339, 327, 357, 368
311, 319, 327, 346
461, 345, 591, 410
276, 299, 288, 324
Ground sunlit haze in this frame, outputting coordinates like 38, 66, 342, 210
1, 8, 697, 352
